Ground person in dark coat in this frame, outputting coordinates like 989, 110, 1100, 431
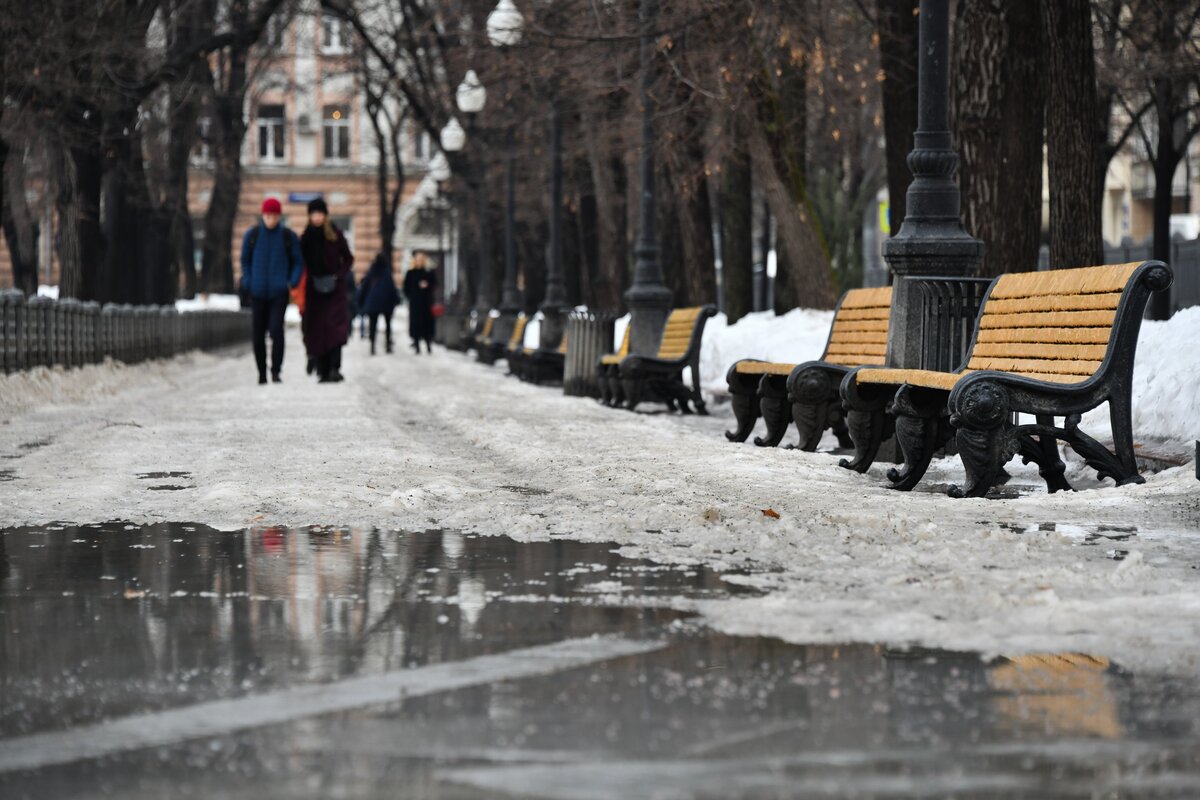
240, 197, 303, 384
403, 250, 438, 354
357, 252, 401, 354
300, 198, 354, 382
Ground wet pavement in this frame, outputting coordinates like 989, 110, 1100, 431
2, 524, 1199, 799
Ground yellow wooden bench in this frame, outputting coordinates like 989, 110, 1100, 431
597, 324, 632, 406
839, 261, 1172, 497
517, 329, 569, 384
473, 313, 503, 364
601, 306, 717, 413
725, 286, 892, 450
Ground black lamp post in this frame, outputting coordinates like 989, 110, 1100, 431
540, 96, 570, 347
624, 0, 672, 355
882, 0, 982, 368
497, 121, 522, 316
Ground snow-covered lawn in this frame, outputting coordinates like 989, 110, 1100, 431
1, 310, 1198, 676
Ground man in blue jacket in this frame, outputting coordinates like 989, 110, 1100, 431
240, 197, 303, 384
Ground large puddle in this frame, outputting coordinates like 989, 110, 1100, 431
2, 523, 1199, 799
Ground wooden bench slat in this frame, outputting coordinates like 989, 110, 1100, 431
831, 319, 889, 333
825, 342, 887, 356
835, 307, 891, 321
970, 342, 1108, 361
979, 309, 1117, 330
837, 286, 893, 310
987, 263, 1141, 299
984, 292, 1122, 314
735, 361, 796, 376
826, 330, 886, 344
966, 356, 1101, 375
976, 326, 1112, 345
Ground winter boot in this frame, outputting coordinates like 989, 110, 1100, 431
271, 372, 282, 383
370, 340, 376, 356
385, 339, 393, 354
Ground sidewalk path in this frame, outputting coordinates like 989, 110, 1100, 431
2, 327, 1199, 673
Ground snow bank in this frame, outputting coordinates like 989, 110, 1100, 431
700, 308, 835, 395
175, 293, 243, 313
701, 304, 1200, 445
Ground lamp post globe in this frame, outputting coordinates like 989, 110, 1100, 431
429, 152, 451, 182
456, 70, 487, 114
440, 118, 466, 152
487, 0, 523, 48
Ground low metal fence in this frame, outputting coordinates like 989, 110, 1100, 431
910, 276, 992, 372
0, 290, 250, 374
564, 310, 618, 398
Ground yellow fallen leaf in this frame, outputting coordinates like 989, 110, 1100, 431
761, 508, 780, 519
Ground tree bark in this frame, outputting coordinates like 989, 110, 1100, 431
875, 0, 920, 237
1040, 0, 1104, 269
200, 43, 250, 296
750, 41, 835, 311
582, 103, 628, 311
720, 140, 754, 323
954, 0, 1044, 277
1, 140, 41, 295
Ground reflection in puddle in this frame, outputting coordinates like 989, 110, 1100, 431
2, 524, 1199, 798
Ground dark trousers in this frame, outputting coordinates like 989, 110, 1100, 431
368, 313, 392, 348
251, 295, 288, 377
316, 347, 342, 379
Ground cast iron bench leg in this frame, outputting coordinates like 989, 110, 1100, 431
886, 385, 948, 491
754, 375, 792, 447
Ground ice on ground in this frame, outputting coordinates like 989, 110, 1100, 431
0, 320, 1198, 677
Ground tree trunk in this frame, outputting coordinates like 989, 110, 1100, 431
1, 140, 41, 295
582, 104, 627, 311
1149, 76, 1183, 320
875, 0, 920, 236
200, 77, 247, 296
57, 129, 104, 301
720, 141, 754, 323
954, 0, 1044, 277
1040, 0, 1104, 269
750, 40, 834, 311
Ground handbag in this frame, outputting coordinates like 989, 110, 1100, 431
432, 302, 446, 318
311, 274, 337, 294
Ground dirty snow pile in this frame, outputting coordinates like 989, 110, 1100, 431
3, 328, 1200, 675
701, 304, 1200, 445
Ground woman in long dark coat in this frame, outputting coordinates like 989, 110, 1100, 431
358, 252, 400, 354
300, 198, 354, 382
403, 250, 438, 355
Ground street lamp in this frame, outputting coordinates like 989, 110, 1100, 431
429, 152, 451, 182
488, 1, 525, 322
450, 70, 495, 316
439, 118, 466, 153
881, 0, 982, 368
487, 0, 523, 47
624, 0, 672, 355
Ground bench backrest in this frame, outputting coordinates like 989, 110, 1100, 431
615, 324, 630, 357
479, 315, 495, 341
656, 307, 707, 360
965, 263, 1143, 384
821, 286, 893, 367
557, 331, 568, 355
507, 315, 527, 350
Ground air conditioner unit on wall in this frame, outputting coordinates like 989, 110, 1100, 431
297, 113, 313, 133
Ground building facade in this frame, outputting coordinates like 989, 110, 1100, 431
0, 6, 449, 294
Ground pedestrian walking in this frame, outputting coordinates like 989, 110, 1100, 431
358, 252, 401, 355
240, 197, 303, 384
403, 250, 438, 354
300, 198, 354, 383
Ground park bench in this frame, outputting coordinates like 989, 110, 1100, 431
725, 286, 892, 449
839, 261, 1172, 497
606, 306, 717, 414
597, 324, 632, 406
473, 314, 501, 364
502, 314, 529, 373
517, 332, 569, 385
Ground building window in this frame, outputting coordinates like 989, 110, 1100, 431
323, 105, 351, 161
191, 117, 211, 166
258, 105, 286, 162
413, 129, 430, 162
321, 15, 348, 54
265, 16, 287, 50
